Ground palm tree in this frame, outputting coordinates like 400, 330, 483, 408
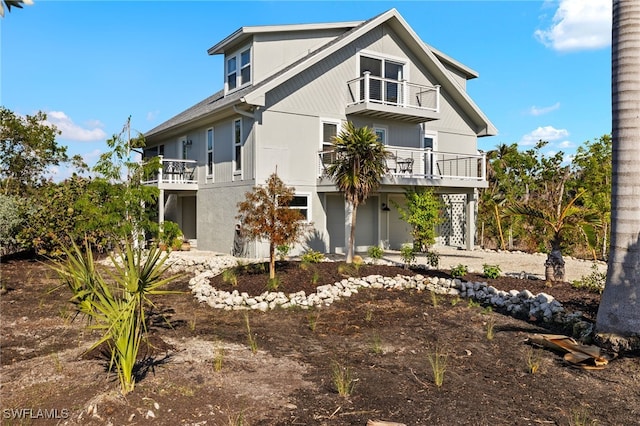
506, 190, 600, 283
0, 0, 32, 18
596, 1, 640, 341
326, 122, 390, 263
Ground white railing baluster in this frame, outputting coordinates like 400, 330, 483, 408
363, 72, 370, 102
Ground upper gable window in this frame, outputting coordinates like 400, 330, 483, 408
226, 47, 251, 92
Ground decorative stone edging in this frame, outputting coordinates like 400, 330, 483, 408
180, 254, 592, 335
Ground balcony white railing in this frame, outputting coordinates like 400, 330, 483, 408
347, 72, 440, 112
318, 147, 486, 182
143, 156, 198, 186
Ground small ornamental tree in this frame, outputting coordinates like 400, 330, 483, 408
393, 188, 442, 252
236, 173, 307, 279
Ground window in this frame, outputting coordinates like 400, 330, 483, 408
240, 49, 251, 85
374, 126, 387, 145
206, 128, 214, 176
143, 144, 164, 159
422, 129, 437, 150
143, 147, 157, 159
320, 121, 339, 172
322, 122, 338, 152
226, 57, 237, 90
289, 194, 310, 222
233, 119, 242, 173
226, 47, 251, 92
359, 54, 405, 104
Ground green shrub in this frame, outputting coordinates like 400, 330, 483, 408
400, 244, 416, 268
425, 250, 440, 268
266, 276, 280, 291
276, 244, 290, 261
0, 195, 27, 254
572, 263, 606, 294
367, 246, 384, 263
338, 262, 360, 277
301, 249, 325, 263
450, 264, 468, 278
393, 188, 442, 252
222, 268, 238, 287
482, 264, 502, 279
159, 221, 183, 249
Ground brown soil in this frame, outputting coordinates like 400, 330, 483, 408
1, 256, 639, 425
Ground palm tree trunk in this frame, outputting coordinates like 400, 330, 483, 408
347, 202, 358, 263
596, 0, 640, 341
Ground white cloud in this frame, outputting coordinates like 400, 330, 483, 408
529, 102, 560, 116
45, 111, 107, 142
535, 0, 611, 52
519, 126, 570, 146
82, 148, 103, 164
146, 110, 160, 122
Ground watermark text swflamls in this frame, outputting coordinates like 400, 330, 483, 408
2, 408, 70, 420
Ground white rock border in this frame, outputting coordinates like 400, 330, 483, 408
174, 254, 591, 333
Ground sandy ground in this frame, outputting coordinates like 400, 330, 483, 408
178, 245, 607, 283
393, 246, 607, 282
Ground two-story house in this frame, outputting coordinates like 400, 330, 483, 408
143, 8, 497, 257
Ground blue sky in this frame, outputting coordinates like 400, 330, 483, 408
2, 0, 611, 180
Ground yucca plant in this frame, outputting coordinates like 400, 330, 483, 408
53, 240, 182, 395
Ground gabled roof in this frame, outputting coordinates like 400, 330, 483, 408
207, 21, 363, 55
146, 8, 497, 140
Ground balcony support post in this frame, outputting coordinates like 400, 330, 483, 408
402, 80, 408, 107
158, 155, 164, 184
465, 191, 476, 251
363, 71, 370, 103
158, 189, 165, 226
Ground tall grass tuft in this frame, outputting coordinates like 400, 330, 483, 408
332, 361, 357, 397
244, 312, 258, 354
426, 345, 448, 388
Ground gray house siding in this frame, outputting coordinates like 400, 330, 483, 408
143, 10, 496, 254
252, 29, 347, 84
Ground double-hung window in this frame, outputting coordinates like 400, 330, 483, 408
233, 119, 242, 175
320, 121, 339, 173
226, 47, 251, 92
206, 128, 214, 177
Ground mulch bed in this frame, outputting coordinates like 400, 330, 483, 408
209, 260, 601, 320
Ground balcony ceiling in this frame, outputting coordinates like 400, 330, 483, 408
345, 102, 440, 123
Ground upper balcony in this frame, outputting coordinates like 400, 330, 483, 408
346, 72, 441, 123
318, 146, 487, 190
142, 157, 198, 191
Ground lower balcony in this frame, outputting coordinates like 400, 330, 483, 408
142, 157, 198, 190
318, 147, 487, 189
